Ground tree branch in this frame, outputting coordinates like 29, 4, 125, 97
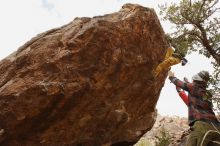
196, 24, 220, 64
198, 0, 219, 23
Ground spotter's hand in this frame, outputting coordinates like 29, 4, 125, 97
168, 71, 175, 78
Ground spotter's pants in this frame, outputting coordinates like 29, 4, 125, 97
186, 121, 220, 146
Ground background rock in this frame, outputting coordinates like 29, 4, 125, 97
134, 114, 189, 146
0, 4, 169, 146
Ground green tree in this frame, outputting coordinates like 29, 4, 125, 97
159, 0, 220, 111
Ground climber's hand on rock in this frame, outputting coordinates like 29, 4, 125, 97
168, 71, 175, 77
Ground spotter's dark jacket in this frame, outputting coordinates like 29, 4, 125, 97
169, 76, 219, 126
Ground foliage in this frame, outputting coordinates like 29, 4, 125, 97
159, 0, 220, 109
155, 126, 172, 146
134, 137, 153, 146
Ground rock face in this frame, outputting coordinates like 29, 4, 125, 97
0, 4, 169, 146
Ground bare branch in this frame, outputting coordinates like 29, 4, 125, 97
196, 24, 220, 64
208, 0, 219, 10
198, 0, 219, 23
198, 0, 207, 14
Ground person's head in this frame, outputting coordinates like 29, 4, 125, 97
192, 70, 210, 85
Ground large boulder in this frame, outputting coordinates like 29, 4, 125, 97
0, 3, 169, 146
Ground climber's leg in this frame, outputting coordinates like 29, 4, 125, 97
153, 56, 181, 77
152, 47, 175, 77
165, 47, 174, 60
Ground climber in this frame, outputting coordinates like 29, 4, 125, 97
168, 70, 220, 146
153, 46, 188, 77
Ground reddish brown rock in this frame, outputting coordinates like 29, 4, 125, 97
0, 3, 169, 146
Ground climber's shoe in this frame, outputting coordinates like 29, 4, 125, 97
181, 58, 188, 66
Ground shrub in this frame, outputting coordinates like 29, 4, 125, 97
155, 126, 171, 146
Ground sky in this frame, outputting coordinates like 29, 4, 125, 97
0, 0, 214, 117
